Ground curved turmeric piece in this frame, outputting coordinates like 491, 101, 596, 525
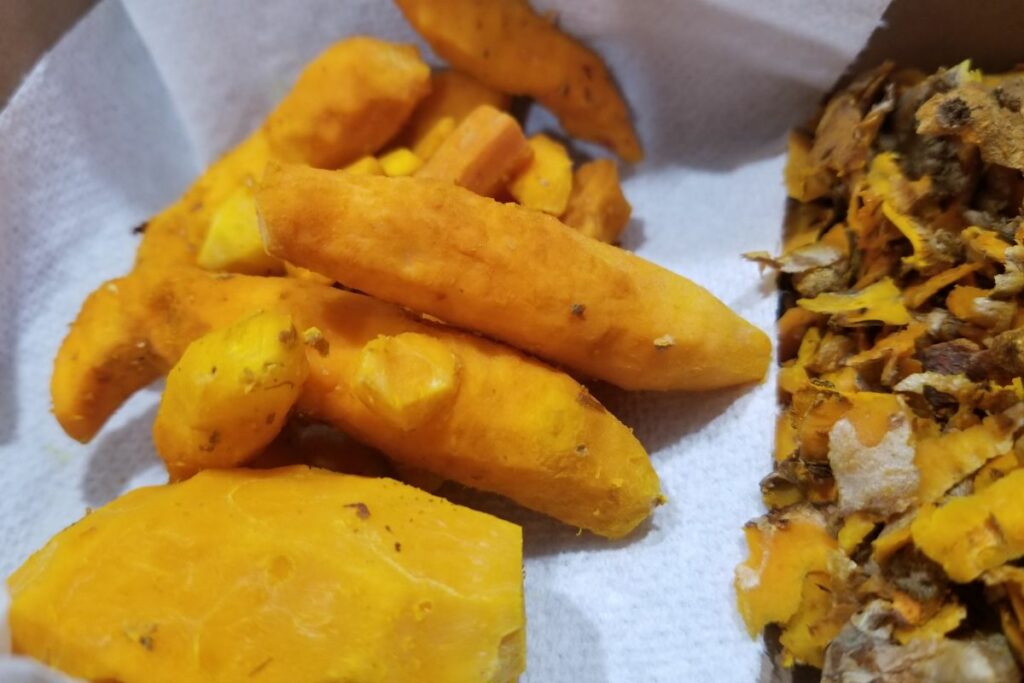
134, 37, 430, 271
257, 164, 771, 391
394, 0, 643, 162
53, 268, 661, 538
9, 467, 525, 683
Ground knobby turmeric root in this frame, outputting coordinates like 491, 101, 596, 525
8, 467, 525, 683
394, 0, 642, 161
53, 268, 661, 538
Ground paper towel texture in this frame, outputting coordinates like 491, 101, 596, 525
0, 0, 887, 680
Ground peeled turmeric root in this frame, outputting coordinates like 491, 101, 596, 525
8, 467, 525, 683
258, 164, 771, 391
53, 268, 661, 538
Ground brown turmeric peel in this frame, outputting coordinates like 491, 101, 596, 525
738, 61, 1024, 674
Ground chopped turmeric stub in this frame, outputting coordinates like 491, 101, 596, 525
742, 60, 1024, 667
735, 509, 838, 637
798, 277, 911, 326
912, 468, 1024, 582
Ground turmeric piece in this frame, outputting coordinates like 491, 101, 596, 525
561, 159, 632, 243
415, 104, 532, 196
196, 186, 284, 276
507, 134, 573, 214
8, 467, 525, 683
394, 0, 642, 161
135, 37, 430, 271
263, 37, 430, 168
399, 69, 510, 147
52, 269, 662, 539
152, 312, 309, 480
257, 164, 771, 391
411, 116, 456, 160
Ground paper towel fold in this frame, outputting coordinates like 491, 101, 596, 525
0, 0, 887, 680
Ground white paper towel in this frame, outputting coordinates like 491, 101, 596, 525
0, 1, 888, 680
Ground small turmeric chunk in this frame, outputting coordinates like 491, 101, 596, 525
507, 134, 573, 215
354, 333, 462, 431
561, 159, 632, 244
197, 187, 284, 276
735, 509, 838, 636
7, 467, 526, 683
411, 116, 456, 160
416, 104, 533, 196
378, 147, 424, 177
152, 312, 309, 480
400, 69, 511, 146
263, 37, 431, 168
342, 155, 385, 175
912, 468, 1024, 582
394, 0, 642, 161
798, 277, 911, 326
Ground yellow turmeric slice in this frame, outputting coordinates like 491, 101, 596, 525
152, 312, 309, 480
263, 37, 430, 168
399, 69, 511, 147
411, 116, 456, 160
197, 186, 285, 276
394, 0, 642, 161
912, 468, 1024, 582
53, 269, 662, 539
257, 163, 771, 391
8, 468, 525, 683
415, 104, 533, 196
561, 159, 632, 244
507, 134, 573, 215
135, 37, 430, 271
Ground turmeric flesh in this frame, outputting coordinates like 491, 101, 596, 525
393, 0, 642, 162
257, 164, 770, 391
561, 159, 632, 244
134, 37, 430, 272
8, 467, 525, 683
53, 269, 662, 539
152, 312, 309, 480
415, 104, 532, 196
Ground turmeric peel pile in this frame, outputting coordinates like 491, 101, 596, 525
738, 61, 1024, 680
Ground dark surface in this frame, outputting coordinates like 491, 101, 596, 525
0, 0, 97, 106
